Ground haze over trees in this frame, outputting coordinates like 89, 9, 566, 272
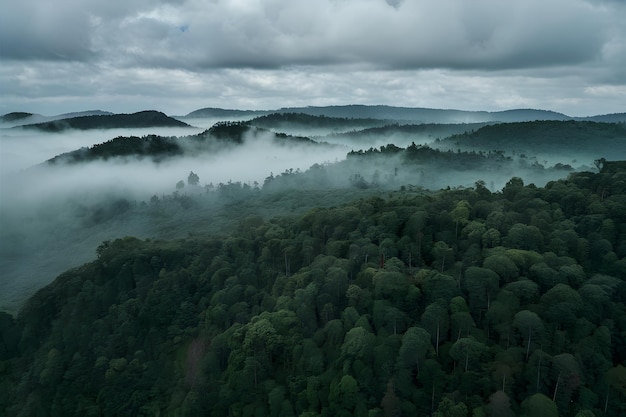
1, 106, 625, 416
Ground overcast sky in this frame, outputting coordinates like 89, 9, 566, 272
1, 0, 625, 117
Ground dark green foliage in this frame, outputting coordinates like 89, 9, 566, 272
2, 168, 626, 416
47, 135, 184, 164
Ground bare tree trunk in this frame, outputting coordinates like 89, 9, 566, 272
526, 325, 532, 362
431, 385, 436, 417
553, 372, 561, 402
536, 349, 542, 391
436, 320, 440, 357
408, 251, 412, 274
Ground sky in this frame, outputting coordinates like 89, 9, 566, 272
1, 0, 625, 117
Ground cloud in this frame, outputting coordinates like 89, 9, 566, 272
1, 0, 617, 70
0, 0, 625, 117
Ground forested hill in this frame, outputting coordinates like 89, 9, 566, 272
45, 122, 322, 164
327, 122, 491, 142
276, 105, 572, 123
18, 110, 190, 132
1, 112, 34, 122
248, 112, 390, 130
2, 167, 626, 416
437, 120, 626, 155
183, 107, 270, 118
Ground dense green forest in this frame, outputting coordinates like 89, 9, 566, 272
2, 163, 626, 417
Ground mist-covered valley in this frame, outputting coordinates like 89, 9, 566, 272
2, 108, 625, 313
0, 111, 620, 313
2, 105, 626, 417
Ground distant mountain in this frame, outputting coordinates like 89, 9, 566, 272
18, 111, 190, 132
183, 108, 269, 119
1, 112, 34, 122
1, 110, 114, 127
489, 109, 571, 122
582, 113, 626, 123
184, 105, 611, 124
276, 105, 576, 123
54, 110, 114, 119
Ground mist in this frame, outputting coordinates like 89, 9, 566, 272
0, 126, 349, 312
1, 115, 613, 313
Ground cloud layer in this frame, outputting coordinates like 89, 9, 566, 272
1, 0, 625, 115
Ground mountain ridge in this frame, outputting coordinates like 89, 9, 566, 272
16, 110, 190, 132
183, 105, 626, 124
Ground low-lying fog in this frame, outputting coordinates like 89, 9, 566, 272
0, 118, 602, 314
0, 125, 349, 313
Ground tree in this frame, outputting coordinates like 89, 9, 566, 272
503, 279, 539, 305
421, 301, 449, 356
433, 397, 468, 417
506, 223, 544, 251
329, 375, 360, 413
396, 326, 432, 376
451, 200, 471, 239
550, 353, 581, 409
449, 336, 487, 372
482, 228, 501, 248
503, 177, 525, 201
380, 379, 401, 417
187, 171, 199, 186
462, 266, 500, 317
341, 327, 374, 362
483, 254, 519, 283
485, 390, 515, 417
513, 310, 543, 361
176, 180, 185, 189
431, 241, 454, 272
520, 393, 558, 417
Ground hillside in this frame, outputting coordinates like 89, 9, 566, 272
435, 120, 626, 159
1, 168, 626, 416
45, 122, 324, 164
248, 112, 390, 131
183, 107, 269, 119
1, 112, 34, 122
18, 110, 190, 132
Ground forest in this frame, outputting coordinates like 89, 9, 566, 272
2, 160, 626, 417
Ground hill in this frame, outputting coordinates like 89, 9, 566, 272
45, 122, 324, 164
183, 107, 269, 119
248, 112, 390, 130
583, 113, 626, 123
435, 120, 626, 159
18, 111, 190, 131
1, 112, 34, 122
275, 105, 572, 123
184, 105, 626, 124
